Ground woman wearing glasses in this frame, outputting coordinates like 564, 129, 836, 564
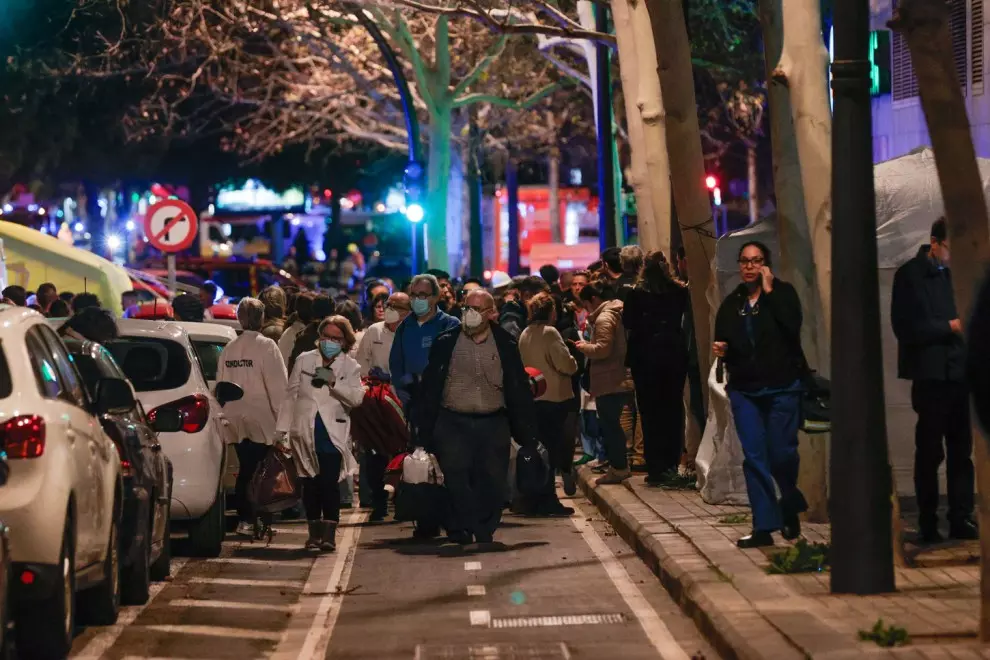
713, 241, 808, 549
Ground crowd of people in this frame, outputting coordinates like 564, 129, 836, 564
209, 244, 718, 550
3, 222, 976, 553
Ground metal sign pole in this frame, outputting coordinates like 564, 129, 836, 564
167, 254, 177, 297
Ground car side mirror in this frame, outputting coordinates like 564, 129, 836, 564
215, 381, 244, 406
95, 378, 137, 415
150, 407, 183, 434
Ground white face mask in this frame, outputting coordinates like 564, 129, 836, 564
384, 308, 400, 324
463, 309, 486, 330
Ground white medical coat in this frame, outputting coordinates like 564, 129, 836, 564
216, 330, 288, 446
276, 350, 364, 480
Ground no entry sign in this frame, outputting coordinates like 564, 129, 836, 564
144, 199, 198, 253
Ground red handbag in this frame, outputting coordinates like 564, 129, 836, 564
351, 379, 410, 458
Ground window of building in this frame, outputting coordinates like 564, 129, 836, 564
891, 0, 970, 101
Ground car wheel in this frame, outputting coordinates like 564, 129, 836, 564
78, 510, 121, 625
187, 488, 225, 558
16, 518, 75, 660
149, 500, 171, 581
120, 524, 150, 606
0, 550, 11, 660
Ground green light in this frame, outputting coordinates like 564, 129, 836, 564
870, 32, 880, 96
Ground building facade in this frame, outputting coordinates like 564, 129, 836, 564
870, 0, 987, 161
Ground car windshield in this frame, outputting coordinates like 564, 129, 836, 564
192, 340, 226, 383
105, 338, 191, 392
69, 353, 103, 401
65, 344, 126, 401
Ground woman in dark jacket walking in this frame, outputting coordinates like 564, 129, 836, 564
713, 241, 807, 548
623, 251, 690, 485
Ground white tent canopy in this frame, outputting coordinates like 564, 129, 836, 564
696, 147, 990, 504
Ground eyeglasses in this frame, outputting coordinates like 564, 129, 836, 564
409, 292, 433, 300
464, 305, 493, 313
738, 257, 765, 268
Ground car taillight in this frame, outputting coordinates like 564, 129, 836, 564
2, 415, 46, 459
100, 422, 133, 477
150, 394, 210, 434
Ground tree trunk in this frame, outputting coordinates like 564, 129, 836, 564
549, 147, 562, 243
759, 0, 832, 525
893, 0, 990, 633
632, 0, 672, 256
747, 143, 758, 224
426, 108, 453, 273
610, 0, 657, 251
773, 0, 833, 339
646, 0, 716, 405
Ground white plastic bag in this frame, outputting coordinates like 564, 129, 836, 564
401, 447, 445, 486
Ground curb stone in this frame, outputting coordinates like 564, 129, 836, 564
577, 469, 807, 660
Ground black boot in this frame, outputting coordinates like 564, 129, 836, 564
919, 515, 942, 544
320, 521, 337, 552
949, 517, 979, 540
736, 531, 774, 548
781, 511, 801, 541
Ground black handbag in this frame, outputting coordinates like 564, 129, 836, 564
516, 443, 550, 497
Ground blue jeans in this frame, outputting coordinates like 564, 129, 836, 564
581, 410, 605, 460
596, 392, 635, 471
728, 386, 807, 532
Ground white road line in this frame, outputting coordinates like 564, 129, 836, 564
271, 510, 367, 660
571, 515, 691, 660
187, 577, 302, 589
469, 610, 492, 626
467, 585, 486, 596
134, 624, 283, 641
71, 558, 190, 660
272, 526, 308, 535
169, 598, 294, 613
464, 561, 482, 571
234, 542, 306, 551
206, 557, 311, 566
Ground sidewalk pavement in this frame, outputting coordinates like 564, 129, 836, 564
576, 468, 985, 659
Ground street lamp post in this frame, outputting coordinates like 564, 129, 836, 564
594, 1, 617, 251
829, 0, 896, 594
349, 6, 425, 274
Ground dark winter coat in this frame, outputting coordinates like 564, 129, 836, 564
413, 324, 539, 452
967, 265, 990, 434
891, 245, 966, 382
498, 300, 527, 340
713, 279, 804, 392
623, 284, 690, 376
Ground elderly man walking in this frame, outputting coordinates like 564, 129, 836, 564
414, 290, 539, 545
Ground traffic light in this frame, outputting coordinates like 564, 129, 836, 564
403, 160, 425, 223
705, 174, 722, 206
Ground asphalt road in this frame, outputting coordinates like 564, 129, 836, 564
63, 491, 717, 660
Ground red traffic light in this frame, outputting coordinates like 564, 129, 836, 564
705, 175, 718, 190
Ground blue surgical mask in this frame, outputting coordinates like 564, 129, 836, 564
319, 339, 343, 359
411, 298, 431, 317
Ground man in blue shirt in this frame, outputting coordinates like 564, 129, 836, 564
388, 273, 460, 540
389, 273, 461, 408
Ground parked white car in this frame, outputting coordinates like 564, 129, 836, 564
172, 322, 242, 494
106, 319, 240, 558
0, 307, 124, 659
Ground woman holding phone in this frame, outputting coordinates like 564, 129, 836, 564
713, 241, 807, 548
